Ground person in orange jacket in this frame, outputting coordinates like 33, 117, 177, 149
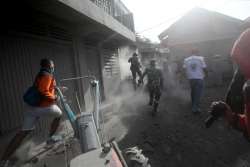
1, 59, 62, 163
205, 28, 250, 140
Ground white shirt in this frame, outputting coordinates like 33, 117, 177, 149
183, 55, 207, 79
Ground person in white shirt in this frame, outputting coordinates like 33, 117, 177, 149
183, 49, 207, 114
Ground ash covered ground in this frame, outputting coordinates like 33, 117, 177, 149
103, 81, 250, 167
2, 80, 250, 167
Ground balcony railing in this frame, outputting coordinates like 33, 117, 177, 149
90, 0, 135, 32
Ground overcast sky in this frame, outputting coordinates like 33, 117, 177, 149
122, 0, 250, 42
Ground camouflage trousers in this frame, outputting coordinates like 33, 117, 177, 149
147, 84, 161, 104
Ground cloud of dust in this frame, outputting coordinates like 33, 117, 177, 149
14, 140, 35, 166
100, 79, 147, 115
99, 75, 148, 142
100, 54, 148, 117
119, 54, 131, 80
158, 58, 190, 103
108, 54, 189, 112
103, 54, 147, 105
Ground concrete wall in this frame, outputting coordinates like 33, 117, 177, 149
58, 0, 135, 42
0, 0, 135, 134
101, 48, 121, 99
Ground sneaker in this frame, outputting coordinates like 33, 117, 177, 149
46, 135, 62, 146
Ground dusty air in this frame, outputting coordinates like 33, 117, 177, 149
0, 0, 250, 167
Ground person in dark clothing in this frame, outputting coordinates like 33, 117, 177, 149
140, 60, 163, 115
205, 28, 250, 141
225, 68, 246, 114
128, 53, 142, 89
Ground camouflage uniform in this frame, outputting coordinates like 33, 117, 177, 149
141, 63, 163, 114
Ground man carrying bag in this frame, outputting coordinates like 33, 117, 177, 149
1, 59, 62, 165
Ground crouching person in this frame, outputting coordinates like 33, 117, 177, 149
1, 59, 62, 165
205, 29, 250, 140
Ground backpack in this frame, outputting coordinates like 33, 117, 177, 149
23, 85, 41, 107
23, 70, 52, 107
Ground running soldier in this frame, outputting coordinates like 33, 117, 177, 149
140, 60, 164, 115
128, 53, 142, 89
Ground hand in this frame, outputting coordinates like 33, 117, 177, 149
138, 79, 143, 84
54, 95, 59, 101
58, 86, 68, 93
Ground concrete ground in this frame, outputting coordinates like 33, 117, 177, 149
0, 121, 81, 167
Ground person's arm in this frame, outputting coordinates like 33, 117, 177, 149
182, 59, 187, 78
36, 75, 56, 102
140, 69, 148, 82
201, 57, 208, 77
138, 62, 142, 68
128, 57, 132, 63
135, 57, 142, 68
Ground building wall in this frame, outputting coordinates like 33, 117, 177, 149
0, 0, 136, 135
0, 19, 130, 136
0, 34, 113, 135
59, 0, 135, 41
0, 33, 78, 134
73, 42, 102, 113
99, 48, 120, 99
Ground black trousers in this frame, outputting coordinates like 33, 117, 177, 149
131, 67, 142, 81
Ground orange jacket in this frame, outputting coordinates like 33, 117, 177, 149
34, 73, 56, 107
